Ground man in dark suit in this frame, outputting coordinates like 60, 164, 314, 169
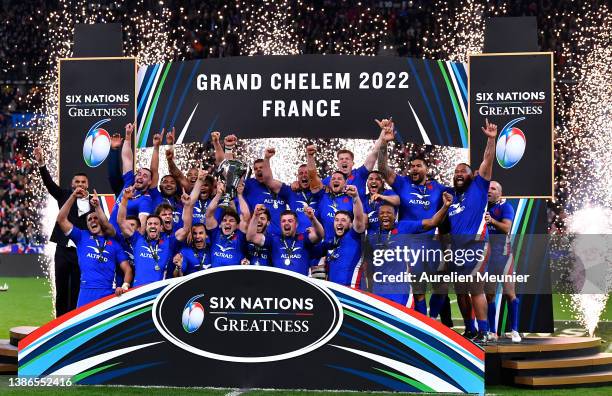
34, 146, 91, 317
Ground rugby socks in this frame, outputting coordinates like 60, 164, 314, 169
510, 297, 520, 331
477, 319, 489, 333
464, 318, 476, 333
488, 301, 497, 333
428, 294, 444, 318
414, 299, 427, 315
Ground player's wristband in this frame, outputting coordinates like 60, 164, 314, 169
224, 144, 235, 153
121, 282, 130, 291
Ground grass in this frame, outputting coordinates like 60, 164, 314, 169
0, 278, 610, 395
0, 277, 53, 337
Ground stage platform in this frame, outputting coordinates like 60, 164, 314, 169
4, 327, 611, 390
0, 326, 37, 375
485, 336, 612, 387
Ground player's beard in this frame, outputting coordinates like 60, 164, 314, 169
453, 175, 472, 192
411, 173, 425, 185
194, 239, 205, 249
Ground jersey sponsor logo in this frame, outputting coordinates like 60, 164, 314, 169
215, 244, 234, 252
85, 252, 109, 262
408, 192, 431, 206
153, 267, 343, 363
448, 202, 465, 217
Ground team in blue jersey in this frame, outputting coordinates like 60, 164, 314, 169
57, 188, 132, 308
54, 117, 520, 344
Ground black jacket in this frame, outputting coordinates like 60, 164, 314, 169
39, 165, 90, 246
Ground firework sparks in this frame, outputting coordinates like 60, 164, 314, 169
421, 0, 506, 63
551, 4, 612, 335
27, 0, 185, 315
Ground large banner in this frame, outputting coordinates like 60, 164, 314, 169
59, 57, 136, 193
135, 55, 468, 147
18, 267, 484, 393
468, 53, 553, 198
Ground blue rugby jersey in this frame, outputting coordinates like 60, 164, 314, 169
208, 226, 247, 267
109, 171, 154, 231
244, 178, 287, 235
129, 231, 177, 286
488, 200, 514, 257
178, 244, 211, 274
150, 188, 184, 230
321, 228, 364, 287
278, 184, 319, 233
265, 232, 318, 275
313, 190, 353, 239
322, 165, 369, 196
391, 176, 449, 229
362, 189, 397, 232
447, 175, 490, 242
67, 227, 128, 289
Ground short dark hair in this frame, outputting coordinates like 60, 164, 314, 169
257, 207, 271, 221
161, 174, 176, 183
155, 203, 174, 215
192, 223, 206, 231
337, 149, 354, 160
126, 215, 141, 228
331, 170, 348, 180
280, 210, 298, 222
456, 162, 473, 173
410, 155, 429, 168
254, 159, 264, 165
139, 167, 153, 178
73, 172, 88, 179
146, 214, 162, 224
222, 208, 240, 224
367, 170, 384, 179
334, 210, 353, 221
203, 175, 215, 185
378, 202, 396, 212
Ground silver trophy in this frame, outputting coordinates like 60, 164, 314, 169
215, 159, 251, 208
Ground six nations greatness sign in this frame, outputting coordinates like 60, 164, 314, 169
18, 267, 485, 393
469, 53, 553, 198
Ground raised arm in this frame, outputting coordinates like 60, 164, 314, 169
211, 131, 225, 166
376, 118, 397, 185
346, 185, 366, 233
205, 182, 224, 230
306, 144, 323, 193
34, 146, 62, 199
165, 146, 190, 192
175, 170, 203, 241
236, 180, 251, 233
57, 188, 81, 234
478, 118, 498, 181
262, 147, 283, 193
91, 189, 116, 237
304, 206, 324, 243
422, 192, 453, 231
222, 134, 237, 161
108, 134, 124, 196
363, 132, 385, 171
121, 123, 135, 175
371, 191, 400, 207
149, 129, 167, 189
117, 186, 136, 238
246, 204, 267, 246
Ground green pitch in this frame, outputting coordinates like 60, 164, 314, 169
0, 277, 53, 337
